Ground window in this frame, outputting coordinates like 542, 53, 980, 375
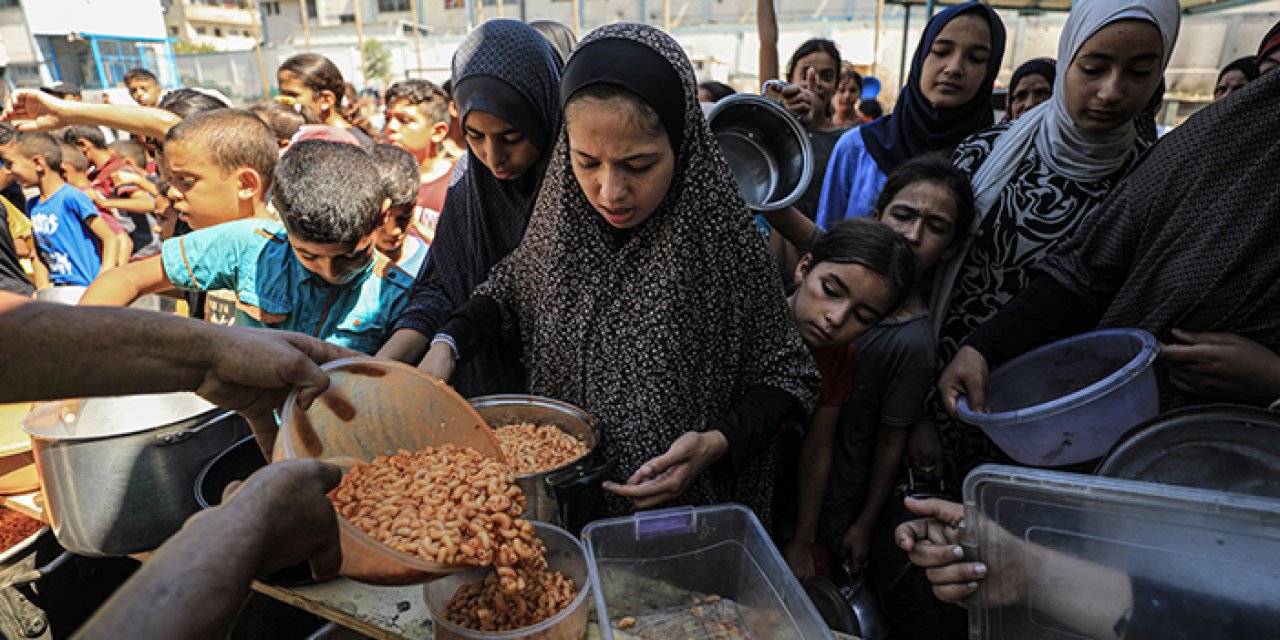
262, 1, 280, 15
169, 26, 179, 35
0, 0, 20, 9
214, 27, 223, 37
378, 0, 411, 11
195, 26, 207, 35
307, 0, 317, 18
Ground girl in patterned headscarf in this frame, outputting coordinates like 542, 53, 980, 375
380, 20, 562, 398
919, 0, 1181, 488
423, 23, 820, 522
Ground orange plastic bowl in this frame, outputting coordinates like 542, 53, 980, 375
276, 357, 507, 585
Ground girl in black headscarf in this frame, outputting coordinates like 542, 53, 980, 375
1001, 57, 1055, 121
423, 23, 819, 523
1214, 56, 1258, 101
379, 20, 562, 398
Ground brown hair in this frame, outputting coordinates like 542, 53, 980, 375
166, 109, 278, 191
278, 53, 346, 101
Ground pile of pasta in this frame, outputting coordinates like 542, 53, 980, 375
329, 443, 577, 630
494, 422, 590, 475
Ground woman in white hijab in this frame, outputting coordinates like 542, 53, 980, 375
913, 0, 1181, 487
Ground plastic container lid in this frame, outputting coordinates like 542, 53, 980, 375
963, 464, 1280, 639
277, 357, 506, 585
423, 521, 591, 640
957, 329, 1160, 466
582, 504, 834, 640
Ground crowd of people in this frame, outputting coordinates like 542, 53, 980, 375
0, 2, 1278, 637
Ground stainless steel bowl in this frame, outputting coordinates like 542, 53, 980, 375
706, 93, 814, 212
470, 395, 612, 532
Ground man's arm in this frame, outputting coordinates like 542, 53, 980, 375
81, 255, 170, 306
0, 293, 355, 415
76, 460, 343, 640
86, 216, 120, 274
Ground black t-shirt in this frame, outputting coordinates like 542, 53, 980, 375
796, 126, 852, 221
0, 205, 35, 296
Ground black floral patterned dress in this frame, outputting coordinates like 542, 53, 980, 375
935, 122, 1149, 485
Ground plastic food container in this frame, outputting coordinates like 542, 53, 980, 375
423, 521, 590, 640
277, 357, 505, 585
582, 504, 833, 640
0, 403, 38, 495
963, 464, 1280, 639
957, 329, 1159, 466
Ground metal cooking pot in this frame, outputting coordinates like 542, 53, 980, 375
706, 93, 813, 212
22, 393, 248, 557
470, 395, 616, 534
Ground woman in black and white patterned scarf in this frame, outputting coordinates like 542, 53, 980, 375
425, 23, 820, 523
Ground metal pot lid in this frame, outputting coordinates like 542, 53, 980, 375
1096, 404, 1280, 499
22, 392, 217, 441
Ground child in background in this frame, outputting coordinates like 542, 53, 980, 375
382, 79, 454, 246
1, 133, 117, 287
81, 140, 413, 355
817, 154, 974, 582
0, 125, 35, 295
249, 100, 320, 150
155, 109, 278, 230
370, 144, 429, 278
105, 140, 161, 258
124, 68, 163, 108
778, 217, 917, 582
57, 144, 132, 267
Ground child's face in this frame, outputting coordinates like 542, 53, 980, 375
0, 149, 40, 188
126, 78, 162, 108
277, 70, 325, 117
163, 139, 244, 230
565, 97, 676, 230
463, 110, 541, 182
384, 99, 442, 157
374, 204, 413, 255
790, 257, 895, 350
291, 235, 377, 286
874, 181, 961, 272
60, 162, 86, 184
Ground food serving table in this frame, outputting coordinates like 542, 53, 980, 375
251, 577, 861, 639
0, 492, 860, 639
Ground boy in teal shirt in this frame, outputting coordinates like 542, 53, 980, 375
83, 140, 410, 354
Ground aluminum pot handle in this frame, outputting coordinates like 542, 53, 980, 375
155, 410, 236, 446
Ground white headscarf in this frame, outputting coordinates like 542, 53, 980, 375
930, 0, 1180, 335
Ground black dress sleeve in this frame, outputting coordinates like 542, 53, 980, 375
393, 182, 469, 338
1124, 575, 1280, 638
705, 384, 804, 481
437, 294, 503, 364
964, 275, 1104, 369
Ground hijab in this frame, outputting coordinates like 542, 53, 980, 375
1037, 69, 1280, 408
1000, 57, 1056, 122
1259, 20, 1280, 64
930, 0, 1180, 335
394, 19, 562, 397
1218, 56, 1259, 84
860, 2, 1007, 174
529, 20, 578, 65
475, 23, 819, 519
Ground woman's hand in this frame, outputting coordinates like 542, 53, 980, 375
603, 431, 729, 509
1161, 329, 1280, 406
417, 340, 457, 382
937, 345, 990, 418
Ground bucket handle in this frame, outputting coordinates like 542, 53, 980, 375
155, 410, 235, 446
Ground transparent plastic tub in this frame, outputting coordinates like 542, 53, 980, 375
957, 329, 1159, 466
582, 504, 833, 640
423, 521, 591, 640
277, 357, 505, 585
964, 464, 1280, 639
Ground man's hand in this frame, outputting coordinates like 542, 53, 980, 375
3, 90, 72, 132
937, 345, 990, 418
603, 431, 729, 509
196, 326, 358, 421
1161, 329, 1280, 406
213, 459, 343, 580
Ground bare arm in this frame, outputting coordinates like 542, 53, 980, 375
31, 251, 50, 289
784, 405, 839, 581
86, 216, 120, 274
77, 460, 343, 640
761, 205, 819, 251
757, 0, 780, 84
376, 327, 432, 365
3, 90, 179, 140
81, 257, 172, 307
843, 424, 907, 572
92, 189, 155, 214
